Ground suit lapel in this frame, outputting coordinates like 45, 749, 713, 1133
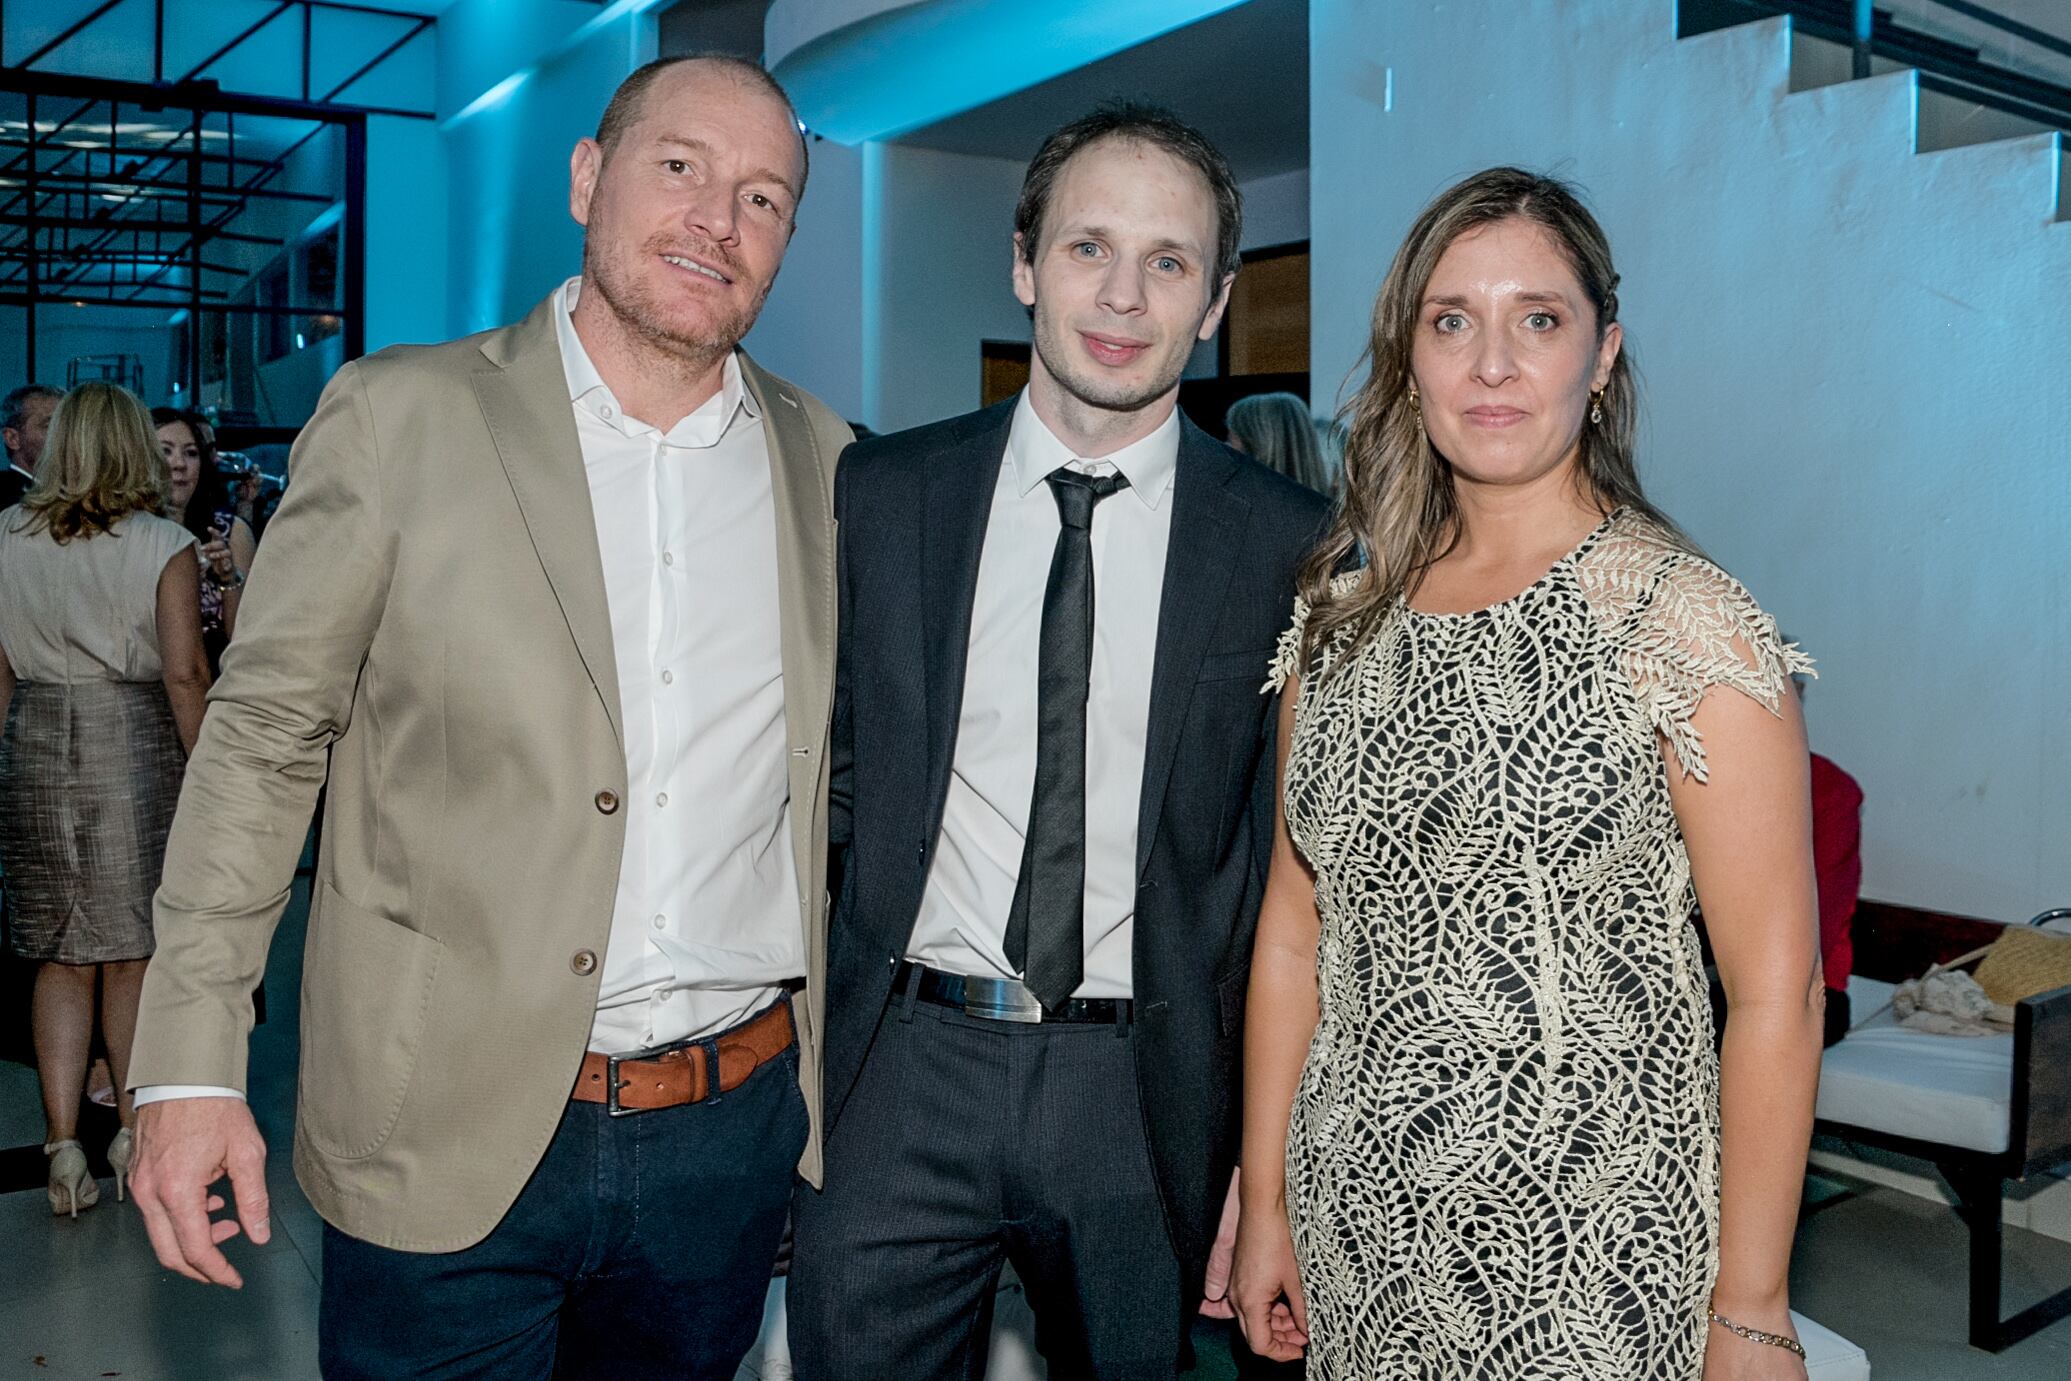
473, 296, 623, 746
1136, 420, 1248, 878
920, 404, 1016, 846
738, 351, 837, 880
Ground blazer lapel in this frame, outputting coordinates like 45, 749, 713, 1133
473, 296, 623, 746
920, 404, 1016, 846
737, 352, 837, 879
1136, 420, 1248, 878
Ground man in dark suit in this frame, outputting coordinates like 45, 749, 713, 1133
1, 384, 61, 509
789, 104, 1327, 1380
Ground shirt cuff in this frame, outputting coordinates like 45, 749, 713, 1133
132, 1085, 246, 1107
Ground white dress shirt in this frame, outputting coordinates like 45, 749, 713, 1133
905, 390, 1177, 999
136, 278, 804, 1105
556, 279, 803, 1053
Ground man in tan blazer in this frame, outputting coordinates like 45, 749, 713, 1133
125, 55, 846, 1379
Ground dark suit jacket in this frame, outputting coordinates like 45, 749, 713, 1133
0, 465, 31, 511
822, 399, 1328, 1289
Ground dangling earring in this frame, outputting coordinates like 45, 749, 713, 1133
1589, 389, 1604, 425
1407, 382, 1421, 419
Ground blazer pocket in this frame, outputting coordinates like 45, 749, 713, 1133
1197, 647, 1279, 685
1216, 965, 1250, 1038
296, 882, 444, 1160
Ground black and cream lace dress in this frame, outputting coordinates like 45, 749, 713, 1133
1267, 509, 1810, 1379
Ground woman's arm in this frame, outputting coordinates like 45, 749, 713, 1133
1230, 679, 1323, 1362
202, 516, 256, 641
1665, 674, 1822, 1375
157, 546, 213, 752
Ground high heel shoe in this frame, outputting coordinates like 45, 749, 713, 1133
45, 1140, 100, 1219
107, 1126, 134, 1203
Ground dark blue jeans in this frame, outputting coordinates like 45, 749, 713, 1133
319, 1040, 807, 1380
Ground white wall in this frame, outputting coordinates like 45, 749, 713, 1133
745, 139, 867, 422
1242, 166, 1310, 250
1309, 0, 2071, 920
862, 142, 1031, 432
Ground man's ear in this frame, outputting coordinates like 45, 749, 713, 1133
1196, 270, 1236, 343
1011, 232, 1037, 310
570, 138, 604, 227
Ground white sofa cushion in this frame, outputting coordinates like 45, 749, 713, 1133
1816, 975, 2013, 1154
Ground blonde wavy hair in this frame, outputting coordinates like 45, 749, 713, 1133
17, 382, 166, 542
1296, 167, 1691, 672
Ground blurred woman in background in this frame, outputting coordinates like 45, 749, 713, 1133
1225, 391, 1331, 493
0, 382, 211, 1218
153, 407, 254, 675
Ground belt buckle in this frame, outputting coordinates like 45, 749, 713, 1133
604, 1053, 639, 1117
962, 974, 1044, 1024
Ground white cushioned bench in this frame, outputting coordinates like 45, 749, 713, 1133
1812, 901, 2071, 1352
1818, 974, 2013, 1154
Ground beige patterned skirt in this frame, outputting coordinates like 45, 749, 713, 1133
0, 680, 184, 963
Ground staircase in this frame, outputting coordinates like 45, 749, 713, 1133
1677, 0, 2071, 217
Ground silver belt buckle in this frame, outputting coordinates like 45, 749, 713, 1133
961, 974, 1044, 1024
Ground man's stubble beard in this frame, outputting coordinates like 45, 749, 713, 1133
583, 226, 772, 368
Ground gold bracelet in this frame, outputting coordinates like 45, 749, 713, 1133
1708, 1309, 1806, 1359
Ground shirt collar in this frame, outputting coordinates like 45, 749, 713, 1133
552, 276, 757, 445
1005, 389, 1180, 510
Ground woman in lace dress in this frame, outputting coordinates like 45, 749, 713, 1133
1230, 169, 1824, 1380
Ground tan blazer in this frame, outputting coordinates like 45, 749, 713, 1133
131, 294, 848, 1251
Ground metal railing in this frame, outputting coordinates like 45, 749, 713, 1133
1682, 0, 2071, 135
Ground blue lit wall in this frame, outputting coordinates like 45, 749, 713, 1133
1310, 0, 2071, 918
768, 0, 1251, 143
442, 8, 658, 337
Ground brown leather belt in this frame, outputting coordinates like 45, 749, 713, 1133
572, 1000, 794, 1116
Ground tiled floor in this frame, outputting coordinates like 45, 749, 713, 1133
3, 878, 2068, 1379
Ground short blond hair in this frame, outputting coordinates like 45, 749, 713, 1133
19, 381, 166, 542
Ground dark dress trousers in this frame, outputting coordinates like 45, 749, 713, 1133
797, 400, 1327, 1375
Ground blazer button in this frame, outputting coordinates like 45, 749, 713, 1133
570, 949, 598, 976
594, 789, 620, 814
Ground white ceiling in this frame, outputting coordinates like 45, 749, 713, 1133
895, 0, 1308, 184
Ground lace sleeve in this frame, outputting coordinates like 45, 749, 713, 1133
1583, 537, 1814, 782
1264, 572, 1366, 694
1264, 592, 1312, 694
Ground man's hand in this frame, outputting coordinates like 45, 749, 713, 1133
1199, 1168, 1241, 1318
130, 1097, 272, 1288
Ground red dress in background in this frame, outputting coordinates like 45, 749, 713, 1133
1811, 753, 1863, 1046
1811, 753, 1863, 990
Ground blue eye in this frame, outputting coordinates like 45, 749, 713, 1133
1074, 242, 1101, 258
1434, 312, 1467, 333
1153, 256, 1181, 273
1525, 311, 1558, 330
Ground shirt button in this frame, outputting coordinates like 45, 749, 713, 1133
570, 949, 598, 976
660, 669, 674, 685
655, 791, 669, 808
599, 403, 614, 419
662, 550, 675, 567
594, 789, 620, 814
652, 913, 666, 930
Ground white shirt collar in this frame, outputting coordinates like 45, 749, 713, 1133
1005, 389, 1180, 510
552, 276, 757, 446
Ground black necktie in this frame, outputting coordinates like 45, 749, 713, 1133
1004, 466, 1131, 1012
